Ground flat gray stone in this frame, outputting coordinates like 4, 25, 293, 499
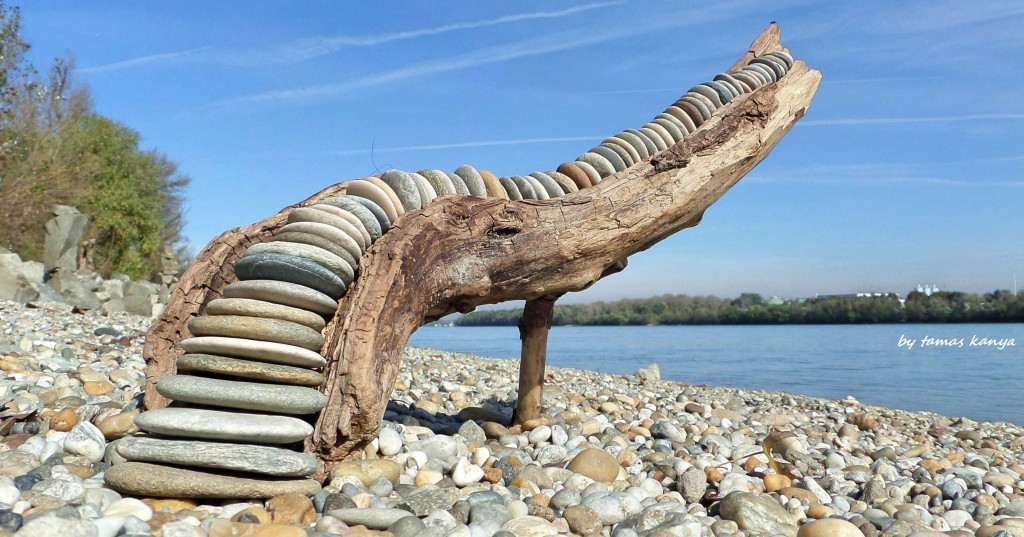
510, 176, 538, 199
703, 80, 735, 103
686, 91, 719, 115
177, 353, 325, 386
181, 335, 326, 368
719, 492, 797, 537
446, 172, 471, 195
674, 100, 707, 128
573, 160, 603, 185
188, 314, 324, 351
652, 117, 686, 144
235, 251, 347, 299
271, 231, 359, 271
577, 152, 616, 178
418, 169, 457, 197
309, 204, 370, 250
522, 175, 550, 200
329, 508, 415, 530
345, 179, 400, 224
664, 106, 697, 133
105, 462, 320, 499
532, 173, 565, 197
655, 113, 690, 137
321, 196, 384, 240
156, 374, 328, 414
714, 72, 746, 95
604, 136, 640, 164
680, 95, 712, 120
689, 84, 723, 107
116, 437, 319, 477
409, 172, 437, 207
744, 63, 776, 83
597, 142, 631, 169
498, 177, 524, 200
288, 207, 366, 253
222, 279, 336, 316
740, 65, 771, 86
204, 298, 326, 331
730, 70, 762, 90
134, 407, 313, 443
247, 240, 354, 286
750, 56, 785, 79
380, 170, 422, 212
278, 220, 361, 265
636, 127, 668, 152
454, 165, 487, 197
614, 132, 649, 159
545, 170, 579, 195
765, 50, 793, 68
624, 128, 658, 155
643, 122, 676, 149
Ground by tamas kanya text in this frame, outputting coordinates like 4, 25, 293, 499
897, 335, 1015, 350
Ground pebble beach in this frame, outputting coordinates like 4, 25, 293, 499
1, 300, 1023, 537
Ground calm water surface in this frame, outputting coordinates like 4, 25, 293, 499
409, 324, 1024, 425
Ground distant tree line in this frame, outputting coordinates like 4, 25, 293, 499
454, 290, 1024, 326
0, 4, 189, 279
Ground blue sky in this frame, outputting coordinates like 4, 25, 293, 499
16, 1, 1024, 302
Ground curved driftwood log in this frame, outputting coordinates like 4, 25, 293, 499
143, 24, 821, 468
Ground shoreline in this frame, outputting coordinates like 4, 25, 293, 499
1, 300, 1023, 536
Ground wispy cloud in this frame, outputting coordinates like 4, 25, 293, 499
211, 27, 628, 108
77, 2, 623, 73
757, 174, 1024, 188
211, 6, 741, 110
751, 158, 1024, 188
800, 114, 1024, 127
78, 47, 211, 74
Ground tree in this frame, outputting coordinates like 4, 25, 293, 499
0, 3, 190, 278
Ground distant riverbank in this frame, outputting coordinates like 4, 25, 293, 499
410, 323, 1024, 425
454, 290, 1024, 326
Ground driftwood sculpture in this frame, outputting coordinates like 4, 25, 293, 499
105, 24, 820, 497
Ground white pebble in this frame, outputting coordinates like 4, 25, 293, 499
451, 457, 484, 487
93, 515, 125, 537
471, 446, 490, 467
528, 425, 552, 444
378, 427, 403, 456
64, 422, 107, 463
506, 499, 529, 519
103, 497, 153, 521
0, 483, 19, 507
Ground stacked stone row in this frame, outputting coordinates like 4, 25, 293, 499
106, 50, 793, 498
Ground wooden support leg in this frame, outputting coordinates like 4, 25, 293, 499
515, 296, 556, 426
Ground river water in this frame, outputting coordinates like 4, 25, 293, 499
408, 323, 1024, 425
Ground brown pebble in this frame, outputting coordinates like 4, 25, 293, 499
482, 467, 503, 483
780, 486, 820, 505
144, 498, 199, 513
96, 410, 139, 440
50, 408, 78, 432
764, 473, 792, 492
83, 380, 114, 396
704, 466, 724, 483
266, 493, 317, 526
